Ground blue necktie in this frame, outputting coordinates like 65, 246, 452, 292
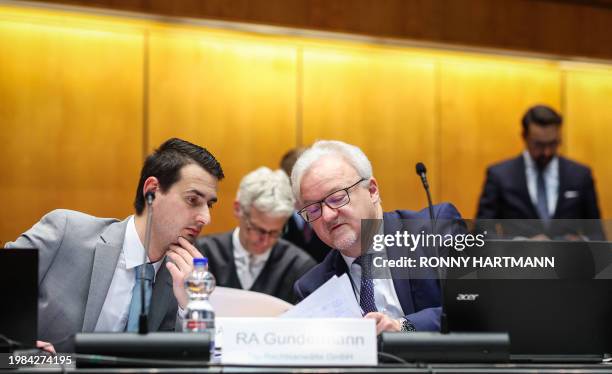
536, 168, 550, 221
354, 256, 377, 315
126, 263, 155, 332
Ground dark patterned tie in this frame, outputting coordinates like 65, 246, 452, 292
354, 256, 377, 315
536, 168, 550, 221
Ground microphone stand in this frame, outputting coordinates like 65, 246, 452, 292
74, 190, 213, 366
416, 163, 448, 334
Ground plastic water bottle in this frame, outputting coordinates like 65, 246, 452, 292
183, 257, 216, 352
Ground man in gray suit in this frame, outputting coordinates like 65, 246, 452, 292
5, 138, 224, 352
196, 167, 315, 304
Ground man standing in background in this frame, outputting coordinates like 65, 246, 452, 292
476, 104, 602, 239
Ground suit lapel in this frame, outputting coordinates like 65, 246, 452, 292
383, 212, 415, 315
81, 218, 128, 332
318, 251, 348, 288
148, 258, 174, 331
252, 242, 280, 290
514, 155, 539, 218
226, 233, 244, 289
332, 251, 348, 277
554, 157, 568, 218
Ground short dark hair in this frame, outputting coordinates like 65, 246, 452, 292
134, 138, 224, 215
279, 147, 306, 177
521, 105, 563, 136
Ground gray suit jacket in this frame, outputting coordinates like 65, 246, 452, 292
5, 209, 178, 352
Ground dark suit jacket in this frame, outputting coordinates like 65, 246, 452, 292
293, 203, 462, 332
476, 155, 603, 238
283, 214, 332, 263
196, 231, 317, 304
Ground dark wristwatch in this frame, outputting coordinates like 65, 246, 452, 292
399, 317, 416, 332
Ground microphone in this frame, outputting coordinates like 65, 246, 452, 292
139, 190, 155, 334
415, 162, 434, 223
415, 162, 428, 187
415, 162, 448, 334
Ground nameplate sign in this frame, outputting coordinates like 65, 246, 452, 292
218, 318, 377, 366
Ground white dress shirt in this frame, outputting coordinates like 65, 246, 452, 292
232, 228, 272, 290
341, 252, 405, 319
523, 151, 559, 217
94, 216, 163, 332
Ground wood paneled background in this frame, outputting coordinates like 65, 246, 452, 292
1, 3, 611, 243
27, 0, 612, 61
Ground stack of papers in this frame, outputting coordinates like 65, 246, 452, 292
281, 274, 362, 318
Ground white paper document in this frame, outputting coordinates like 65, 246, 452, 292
281, 274, 362, 318
210, 286, 292, 317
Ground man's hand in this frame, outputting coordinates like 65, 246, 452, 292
563, 233, 583, 241
529, 234, 551, 241
364, 312, 401, 335
36, 340, 56, 354
166, 236, 204, 309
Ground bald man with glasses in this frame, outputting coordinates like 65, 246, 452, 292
292, 140, 462, 334
196, 167, 316, 304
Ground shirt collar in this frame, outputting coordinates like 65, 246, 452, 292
232, 227, 273, 263
523, 150, 558, 174
122, 216, 163, 274
340, 221, 385, 269
341, 253, 359, 269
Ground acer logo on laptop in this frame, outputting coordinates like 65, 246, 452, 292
456, 293, 479, 301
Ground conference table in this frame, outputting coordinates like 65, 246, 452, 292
5, 362, 612, 373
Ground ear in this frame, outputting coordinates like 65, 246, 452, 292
142, 176, 159, 199
233, 200, 242, 220
522, 123, 531, 141
367, 177, 380, 203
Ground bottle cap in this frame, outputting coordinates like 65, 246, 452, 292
193, 257, 208, 266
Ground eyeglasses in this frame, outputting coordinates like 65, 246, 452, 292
527, 139, 560, 150
243, 215, 286, 239
298, 178, 367, 223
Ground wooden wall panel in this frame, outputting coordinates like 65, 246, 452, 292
301, 43, 438, 212
564, 65, 612, 219
0, 8, 144, 243
30, 0, 612, 60
3, 4, 612, 243
147, 26, 298, 235
438, 56, 561, 218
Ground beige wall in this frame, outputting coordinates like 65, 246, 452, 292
1, 5, 611, 242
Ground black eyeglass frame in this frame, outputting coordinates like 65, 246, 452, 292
297, 178, 367, 223
242, 213, 288, 239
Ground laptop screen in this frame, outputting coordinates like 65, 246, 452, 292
0, 248, 38, 352
445, 240, 612, 357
